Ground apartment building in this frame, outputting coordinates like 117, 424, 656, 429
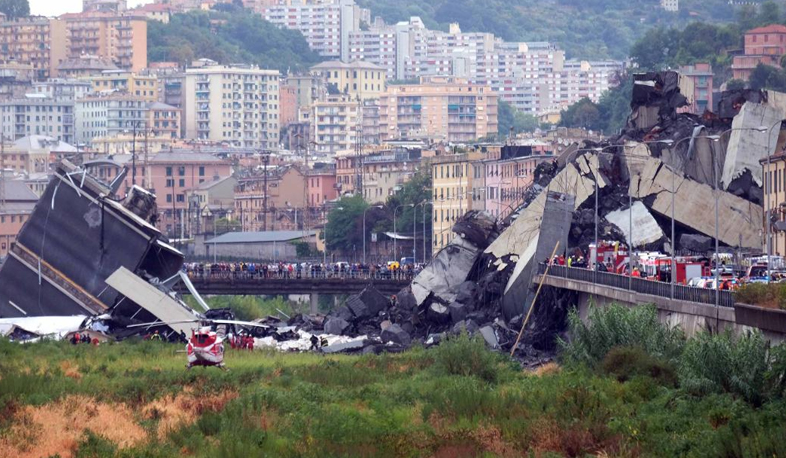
264, 0, 364, 61
62, 12, 148, 72
311, 60, 386, 101
379, 77, 498, 143
431, 151, 484, 253
678, 63, 714, 114
2, 135, 77, 174
485, 143, 553, 219
234, 165, 307, 232
0, 180, 40, 259
0, 96, 76, 144
732, 25, 786, 81
312, 94, 360, 154
75, 93, 148, 145
0, 17, 68, 80
57, 54, 119, 78
31, 79, 93, 100
90, 71, 159, 101
361, 148, 419, 204
145, 151, 232, 237
83, 0, 127, 13
307, 167, 338, 207
183, 65, 280, 149
147, 102, 181, 139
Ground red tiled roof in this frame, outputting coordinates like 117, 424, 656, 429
747, 24, 786, 35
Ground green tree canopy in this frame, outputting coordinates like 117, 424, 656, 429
148, 10, 322, 72
0, 0, 29, 19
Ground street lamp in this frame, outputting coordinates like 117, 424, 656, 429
394, 203, 414, 262
417, 200, 433, 264
363, 204, 384, 264
324, 206, 343, 268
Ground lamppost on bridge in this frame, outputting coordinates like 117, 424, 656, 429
394, 203, 414, 262
416, 200, 433, 264
324, 206, 343, 268
363, 205, 384, 265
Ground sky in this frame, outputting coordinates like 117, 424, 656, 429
30, 0, 152, 17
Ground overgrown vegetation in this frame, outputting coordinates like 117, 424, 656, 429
148, 9, 322, 72
3, 326, 786, 457
734, 282, 786, 309
357, 0, 743, 60
182, 295, 307, 321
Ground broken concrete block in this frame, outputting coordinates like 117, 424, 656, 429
381, 324, 411, 346
412, 236, 480, 306
455, 281, 477, 306
380, 320, 392, 331
479, 326, 499, 349
333, 306, 355, 323
605, 201, 665, 249
723, 102, 781, 190
427, 303, 451, 323
346, 295, 371, 320
679, 234, 713, 252
323, 317, 350, 336
630, 156, 763, 249
394, 287, 417, 310
452, 319, 480, 335
321, 339, 366, 354
449, 301, 469, 324
358, 285, 388, 315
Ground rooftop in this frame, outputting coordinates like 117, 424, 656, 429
150, 152, 227, 164
205, 230, 317, 244
312, 60, 386, 71
13, 136, 77, 153
0, 180, 39, 202
747, 24, 786, 35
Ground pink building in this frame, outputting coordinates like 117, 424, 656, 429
0, 180, 40, 258
679, 63, 714, 114
732, 25, 786, 80
485, 143, 553, 219
280, 84, 298, 127
307, 168, 337, 208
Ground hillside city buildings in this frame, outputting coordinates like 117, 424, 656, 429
0, 0, 732, 259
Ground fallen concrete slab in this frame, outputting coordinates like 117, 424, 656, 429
630, 157, 763, 249
605, 201, 665, 249
723, 102, 781, 189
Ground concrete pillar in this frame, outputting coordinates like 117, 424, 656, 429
310, 293, 319, 314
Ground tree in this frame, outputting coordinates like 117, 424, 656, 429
726, 79, 746, 91
0, 0, 29, 19
749, 63, 786, 92
324, 195, 378, 253
498, 101, 540, 138
560, 98, 601, 131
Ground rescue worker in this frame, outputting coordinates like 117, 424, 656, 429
320, 336, 329, 348
632, 267, 641, 278
309, 334, 319, 351
151, 330, 163, 341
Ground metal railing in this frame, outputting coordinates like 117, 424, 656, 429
184, 269, 416, 282
539, 264, 735, 308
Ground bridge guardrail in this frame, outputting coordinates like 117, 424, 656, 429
540, 264, 735, 308
185, 270, 416, 282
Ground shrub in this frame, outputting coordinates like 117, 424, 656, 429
558, 304, 685, 367
430, 332, 504, 383
679, 331, 770, 405
734, 283, 786, 309
601, 346, 678, 387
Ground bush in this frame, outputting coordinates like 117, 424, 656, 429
430, 332, 504, 383
679, 331, 771, 405
558, 304, 685, 367
733, 283, 786, 309
601, 346, 678, 387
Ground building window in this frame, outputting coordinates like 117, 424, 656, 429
166, 195, 172, 203
176, 194, 185, 203
166, 178, 173, 187
179, 179, 185, 187
166, 166, 172, 176
178, 166, 185, 176
199, 166, 205, 176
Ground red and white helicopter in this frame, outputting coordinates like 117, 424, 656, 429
128, 318, 272, 369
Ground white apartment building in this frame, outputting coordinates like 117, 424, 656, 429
31, 79, 94, 100
264, 0, 364, 61
311, 94, 359, 154
0, 95, 76, 144
661, 0, 679, 12
74, 94, 148, 146
183, 65, 280, 149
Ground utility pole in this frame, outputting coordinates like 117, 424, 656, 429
354, 100, 363, 197
0, 132, 5, 207
131, 121, 137, 186
262, 153, 270, 231
143, 123, 149, 189
171, 174, 176, 239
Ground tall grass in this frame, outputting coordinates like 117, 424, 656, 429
558, 303, 685, 367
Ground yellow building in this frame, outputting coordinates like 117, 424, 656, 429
379, 76, 499, 143
0, 17, 68, 79
431, 150, 485, 253
311, 60, 386, 101
90, 71, 159, 101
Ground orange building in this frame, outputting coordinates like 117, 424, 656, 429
0, 17, 68, 79
732, 25, 786, 81
61, 12, 148, 72
379, 76, 498, 143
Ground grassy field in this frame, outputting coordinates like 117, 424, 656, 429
1, 307, 786, 457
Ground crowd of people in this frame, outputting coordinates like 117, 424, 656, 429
183, 261, 423, 280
